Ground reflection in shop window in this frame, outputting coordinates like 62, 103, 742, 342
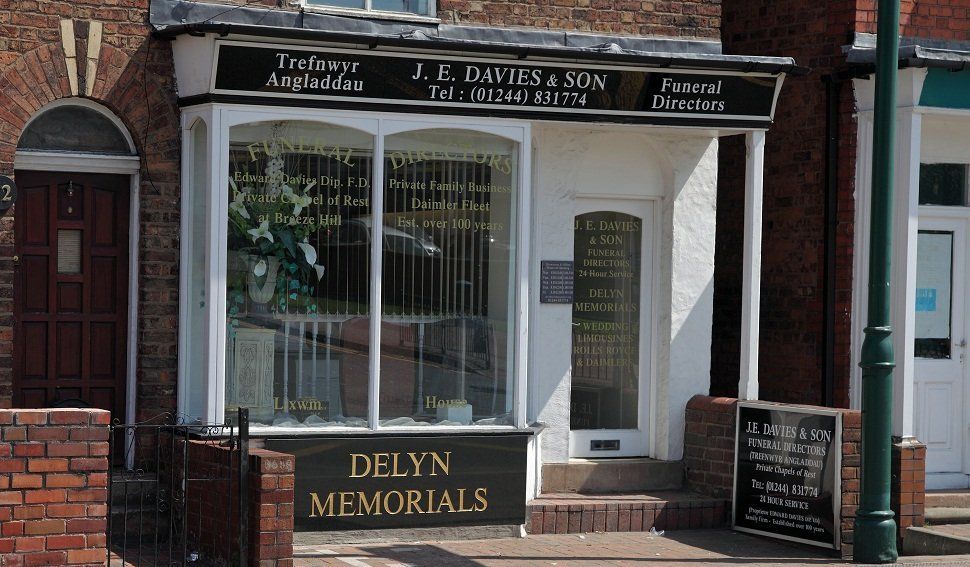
225, 121, 373, 427
379, 130, 518, 426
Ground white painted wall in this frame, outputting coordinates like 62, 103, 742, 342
528, 123, 718, 463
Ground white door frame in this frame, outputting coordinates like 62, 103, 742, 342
569, 196, 655, 458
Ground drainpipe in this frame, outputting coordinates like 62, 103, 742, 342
822, 75, 841, 409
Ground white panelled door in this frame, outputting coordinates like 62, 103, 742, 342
914, 216, 968, 487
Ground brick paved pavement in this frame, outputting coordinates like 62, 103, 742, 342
293, 530, 970, 566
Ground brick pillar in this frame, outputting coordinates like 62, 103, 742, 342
892, 437, 926, 546
839, 410, 861, 559
684, 395, 738, 499
186, 441, 294, 566
0, 408, 110, 566
251, 449, 295, 566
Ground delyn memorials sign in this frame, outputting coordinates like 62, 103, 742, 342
265, 435, 529, 531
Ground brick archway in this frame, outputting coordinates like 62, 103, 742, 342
0, 30, 181, 418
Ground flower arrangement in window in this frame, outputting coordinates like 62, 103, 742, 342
226, 144, 326, 330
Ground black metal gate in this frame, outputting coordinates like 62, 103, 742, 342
107, 409, 250, 566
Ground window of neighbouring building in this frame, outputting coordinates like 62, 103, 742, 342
303, 0, 432, 17
919, 163, 969, 206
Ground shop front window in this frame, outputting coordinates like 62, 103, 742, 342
379, 130, 518, 426
226, 121, 373, 427
208, 118, 523, 429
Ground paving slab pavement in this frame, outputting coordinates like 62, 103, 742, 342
293, 530, 970, 566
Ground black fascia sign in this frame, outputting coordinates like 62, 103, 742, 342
733, 401, 842, 549
211, 41, 782, 128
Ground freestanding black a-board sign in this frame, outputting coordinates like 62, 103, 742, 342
733, 401, 842, 549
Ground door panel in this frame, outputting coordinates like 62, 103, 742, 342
21, 186, 48, 245
569, 198, 653, 458
13, 171, 129, 417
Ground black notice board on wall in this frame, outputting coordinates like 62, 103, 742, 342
265, 434, 529, 531
540, 260, 574, 303
733, 402, 842, 549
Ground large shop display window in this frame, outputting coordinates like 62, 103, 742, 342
181, 112, 526, 430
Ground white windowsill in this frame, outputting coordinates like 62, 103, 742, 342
248, 424, 530, 436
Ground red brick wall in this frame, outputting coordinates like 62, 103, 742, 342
0, 408, 110, 566
185, 441, 295, 566
684, 396, 924, 558
191, 0, 721, 38
0, 2, 181, 418
712, 0, 858, 407
856, 0, 970, 41
437, 0, 720, 38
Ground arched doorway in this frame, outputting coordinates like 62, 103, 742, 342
12, 99, 139, 419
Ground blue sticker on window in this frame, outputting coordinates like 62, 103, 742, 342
916, 288, 937, 312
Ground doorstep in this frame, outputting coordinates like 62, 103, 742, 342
904, 524, 970, 556
527, 490, 729, 535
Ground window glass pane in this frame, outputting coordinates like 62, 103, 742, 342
18, 106, 132, 154
919, 163, 968, 206
571, 212, 642, 430
371, 0, 428, 14
304, 0, 366, 9
915, 230, 953, 359
226, 121, 373, 427
185, 121, 209, 422
56, 229, 82, 274
379, 130, 517, 426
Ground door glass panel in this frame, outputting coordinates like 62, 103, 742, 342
571, 212, 641, 430
915, 230, 953, 359
56, 229, 82, 274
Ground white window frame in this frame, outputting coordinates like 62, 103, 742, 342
301, 0, 437, 22
178, 103, 531, 433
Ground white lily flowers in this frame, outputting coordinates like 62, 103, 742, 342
230, 190, 251, 219
282, 182, 316, 217
248, 220, 274, 243
253, 258, 267, 277
297, 239, 317, 265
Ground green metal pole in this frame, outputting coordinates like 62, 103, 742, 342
853, 0, 901, 562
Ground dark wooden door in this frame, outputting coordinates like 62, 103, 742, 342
13, 171, 130, 418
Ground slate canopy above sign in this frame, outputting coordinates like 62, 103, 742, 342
210, 41, 783, 128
